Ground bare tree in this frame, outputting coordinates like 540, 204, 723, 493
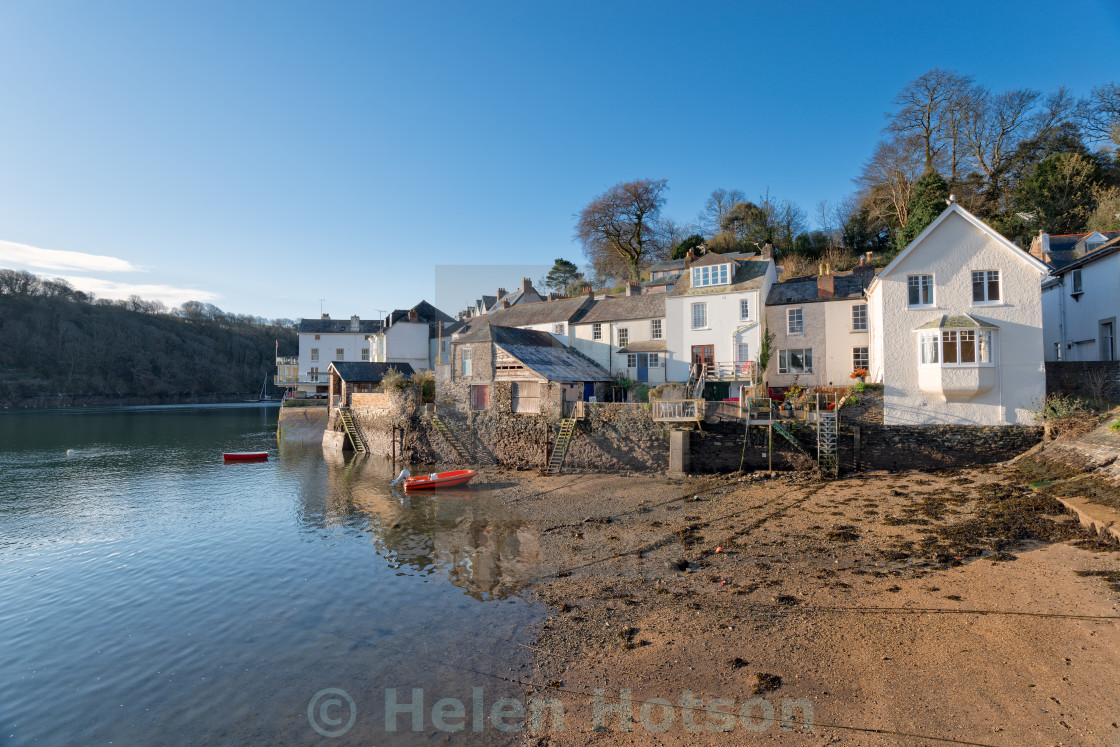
855, 134, 927, 228
575, 178, 669, 283
963, 87, 1041, 193
1080, 82, 1120, 149
886, 68, 976, 173
698, 187, 746, 236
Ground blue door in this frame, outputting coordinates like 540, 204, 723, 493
636, 354, 649, 383
583, 382, 595, 400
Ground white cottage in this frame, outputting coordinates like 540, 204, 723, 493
664, 252, 777, 384
569, 291, 667, 384
867, 202, 1049, 425
1040, 234, 1120, 362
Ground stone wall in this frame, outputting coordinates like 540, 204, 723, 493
350, 392, 392, 412
843, 424, 1044, 471
1045, 361, 1120, 399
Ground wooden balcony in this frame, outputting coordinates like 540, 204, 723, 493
699, 361, 756, 381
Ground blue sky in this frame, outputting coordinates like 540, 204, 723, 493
1, 0, 1118, 321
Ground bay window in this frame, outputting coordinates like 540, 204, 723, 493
918, 329, 994, 366
691, 263, 730, 287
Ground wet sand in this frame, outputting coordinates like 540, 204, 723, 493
470, 466, 1120, 745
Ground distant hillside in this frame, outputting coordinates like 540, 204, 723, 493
0, 269, 297, 406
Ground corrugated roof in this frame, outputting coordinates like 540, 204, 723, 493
766, 271, 875, 305
668, 257, 771, 297
577, 294, 665, 323
452, 324, 611, 381
299, 318, 382, 334
327, 361, 416, 381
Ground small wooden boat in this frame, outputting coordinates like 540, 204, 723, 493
404, 469, 477, 490
223, 451, 269, 461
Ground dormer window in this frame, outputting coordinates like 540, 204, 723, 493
691, 263, 730, 287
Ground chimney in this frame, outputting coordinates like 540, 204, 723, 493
496, 287, 507, 300
1030, 231, 1051, 262
586, 286, 595, 301
684, 249, 695, 268
521, 277, 533, 293
762, 243, 774, 261
817, 275, 835, 299
500, 299, 510, 309
626, 281, 641, 296
407, 309, 418, 322
350, 315, 360, 331
321, 313, 330, 320
858, 254, 865, 266
853, 263, 875, 279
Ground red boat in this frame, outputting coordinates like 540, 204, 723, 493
404, 469, 478, 490
223, 451, 269, 461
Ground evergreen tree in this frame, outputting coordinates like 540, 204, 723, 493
670, 234, 705, 259
543, 258, 580, 292
896, 170, 950, 251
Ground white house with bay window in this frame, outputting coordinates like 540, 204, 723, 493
664, 251, 777, 384
867, 202, 1049, 425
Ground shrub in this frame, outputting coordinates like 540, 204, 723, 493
852, 381, 867, 393
380, 367, 408, 391
1033, 393, 1091, 421
632, 384, 650, 403
411, 370, 435, 403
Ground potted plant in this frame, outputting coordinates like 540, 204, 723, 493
850, 368, 869, 384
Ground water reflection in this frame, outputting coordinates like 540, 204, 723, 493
313, 451, 543, 601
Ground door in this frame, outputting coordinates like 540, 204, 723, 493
691, 345, 714, 372
471, 385, 489, 410
583, 382, 595, 401
636, 354, 649, 382
1101, 321, 1116, 361
511, 382, 540, 414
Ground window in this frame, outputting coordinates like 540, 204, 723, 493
626, 354, 637, 368
908, 274, 934, 306
853, 346, 869, 371
1072, 269, 1083, 294
739, 299, 750, 320
461, 348, 472, 376
918, 330, 994, 366
650, 319, 662, 340
691, 303, 707, 329
787, 308, 804, 334
310, 348, 319, 361
972, 270, 1000, 304
314, 334, 320, 340
649, 353, 660, 367
852, 304, 868, 331
618, 328, 629, 346
336, 348, 345, 360
691, 263, 730, 287
553, 322, 566, 335
778, 349, 813, 374
592, 323, 602, 340
737, 343, 750, 362
361, 347, 369, 361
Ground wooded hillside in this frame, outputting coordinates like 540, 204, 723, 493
0, 269, 297, 405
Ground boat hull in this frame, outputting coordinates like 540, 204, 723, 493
223, 452, 269, 461
404, 469, 478, 490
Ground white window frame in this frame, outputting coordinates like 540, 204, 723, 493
852, 346, 869, 371
592, 322, 602, 340
908, 274, 934, 307
971, 270, 1001, 305
310, 348, 319, 362
691, 263, 730, 288
787, 308, 804, 335
461, 348, 472, 376
917, 329, 995, 367
361, 347, 369, 361
736, 342, 750, 362
649, 353, 661, 367
650, 319, 662, 340
691, 303, 707, 330
336, 348, 345, 360
1072, 268, 1083, 294
626, 354, 637, 368
553, 322, 566, 335
739, 298, 750, 321
618, 328, 629, 346
851, 304, 868, 332
778, 349, 813, 374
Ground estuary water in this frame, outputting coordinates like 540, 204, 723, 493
0, 405, 542, 745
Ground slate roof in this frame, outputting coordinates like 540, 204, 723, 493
1042, 231, 1120, 270
667, 257, 771, 297
617, 340, 667, 353
459, 296, 590, 331
382, 300, 455, 326
914, 314, 999, 330
766, 271, 875, 306
299, 318, 382, 334
452, 324, 611, 382
648, 258, 686, 272
1047, 234, 1120, 275
327, 361, 416, 382
576, 294, 665, 324
494, 288, 544, 308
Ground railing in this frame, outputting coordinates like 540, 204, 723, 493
274, 374, 328, 385
699, 361, 756, 381
650, 398, 704, 422
275, 356, 298, 365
